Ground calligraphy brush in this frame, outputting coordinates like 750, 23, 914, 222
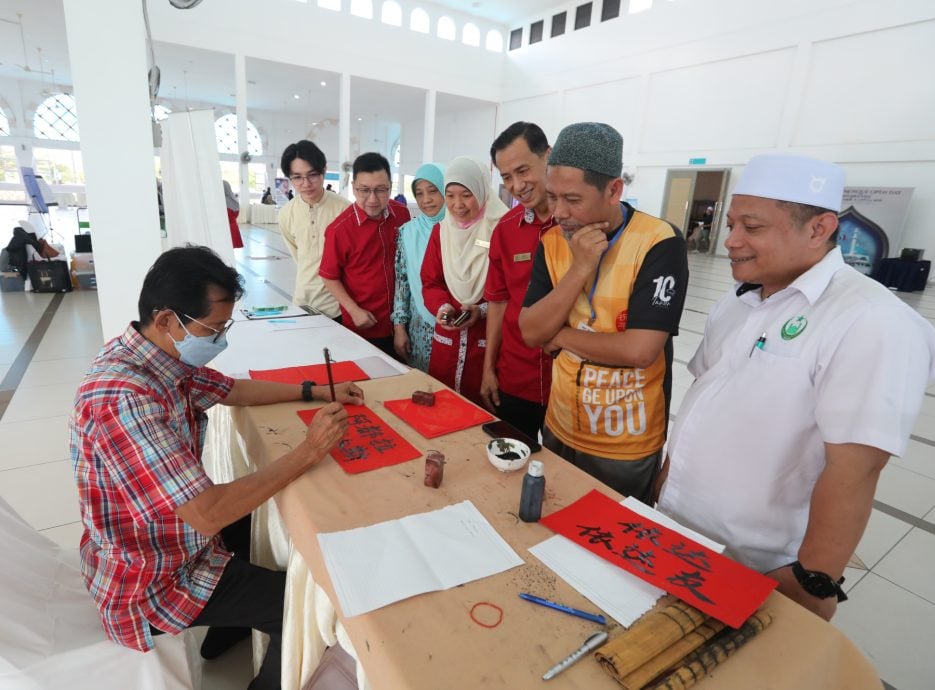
323, 347, 336, 402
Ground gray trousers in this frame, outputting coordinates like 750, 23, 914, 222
542, 426, 661, 505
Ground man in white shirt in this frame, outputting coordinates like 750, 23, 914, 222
278, 140, 349, 317
657, 153, 935, 620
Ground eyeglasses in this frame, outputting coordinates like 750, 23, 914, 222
354, 186, 391, 198
289, 172, 323, 185
177, 312, 235, 343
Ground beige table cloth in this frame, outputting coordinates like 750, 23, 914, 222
234, 369, 883, 690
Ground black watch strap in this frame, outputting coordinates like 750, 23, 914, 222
301, 380, 316, 402
791, 561, 848, 602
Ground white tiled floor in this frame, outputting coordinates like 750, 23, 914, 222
1, 226, 933, 689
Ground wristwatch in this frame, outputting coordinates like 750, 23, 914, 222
301, 380, 316, 402
791, 561, 848, 602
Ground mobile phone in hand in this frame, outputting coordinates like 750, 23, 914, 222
482, 420, 541, 453
451, 310, 471, 327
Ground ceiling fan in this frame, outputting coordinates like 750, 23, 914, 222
143, 0, 206, 107
0, 13, 55, 77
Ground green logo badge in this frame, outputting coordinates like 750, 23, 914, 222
781, 315, 808, 340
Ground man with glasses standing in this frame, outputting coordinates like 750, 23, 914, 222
70, 246, 363, 689
279, 140, 349, 318
320, 152, 411, 357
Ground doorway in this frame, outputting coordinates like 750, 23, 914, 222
660, 169, 730, 254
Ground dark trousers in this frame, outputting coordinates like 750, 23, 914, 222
542, 426, 661, 505
493, 391, 547, 443
368, 335, 402, 362
153, 516, 285, 690
191, 557, 286, 690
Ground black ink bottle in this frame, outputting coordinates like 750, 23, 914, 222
519, 460, 545, 522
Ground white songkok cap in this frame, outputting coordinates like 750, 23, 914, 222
733, 153, 845, 212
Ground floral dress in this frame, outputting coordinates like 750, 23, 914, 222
391, 239, 434, 372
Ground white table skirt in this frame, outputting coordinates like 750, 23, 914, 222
249, 203, 279, 224
204, 315, 404, 689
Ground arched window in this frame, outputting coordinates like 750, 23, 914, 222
437, 16, 456, 40
462, 22, 480, 46
152, 104, 172, 122
485, 29, 504, 52
214, 114, 263, 156
33, 93, 80, 142
380, 0, 402, 26
0, 106, 10, 136
350, 0, 372, 19
410, 8, 429, 33
317, 0, 341, 10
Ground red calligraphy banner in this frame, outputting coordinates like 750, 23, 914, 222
297, 405, 421, 474
540, 490, 776, 628
382, 389, 494, 438
251, 361, 369, 386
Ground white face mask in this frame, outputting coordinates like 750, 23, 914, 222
170, 313, 229, 367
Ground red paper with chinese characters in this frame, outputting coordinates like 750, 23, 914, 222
250, 361, 369, 386
540, 490, 776, 628
382, 389, 494, 439
297, 405, 420, 474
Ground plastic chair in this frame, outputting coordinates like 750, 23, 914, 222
0, 497, 197, 690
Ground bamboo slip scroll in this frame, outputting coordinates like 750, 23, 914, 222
594, 597, 773, 690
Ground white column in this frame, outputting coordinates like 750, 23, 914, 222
235, 53, 249, 207
423, 89, 437, 162
338, 73, 351, 195
62, 0, 162, 340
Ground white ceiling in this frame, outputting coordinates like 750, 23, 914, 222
0, 0, 500, 126
427, 0, 555, 26
0, 0, 72, 88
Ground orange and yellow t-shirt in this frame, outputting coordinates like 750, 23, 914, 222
523, 203, 688, 460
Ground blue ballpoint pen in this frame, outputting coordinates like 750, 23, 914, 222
519, 593, 607, 625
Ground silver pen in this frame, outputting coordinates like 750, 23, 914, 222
542, 631, 609, 681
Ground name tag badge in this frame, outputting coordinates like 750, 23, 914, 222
577, 320, 595, 333
475, 239, 491, 249
513, 252, 532, 263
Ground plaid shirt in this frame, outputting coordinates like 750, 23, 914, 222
70, 323, 234, 652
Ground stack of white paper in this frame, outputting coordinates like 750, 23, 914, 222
318, 500, 524, 617
528, 497, 724, 628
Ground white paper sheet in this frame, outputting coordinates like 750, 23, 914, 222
214, 319, 381, 374
318, 500, 524, 617
528, 497, 724, 628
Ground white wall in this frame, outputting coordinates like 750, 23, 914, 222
147, 0, 506, 104
400, 103, 499, 175
499, 0, 935, 260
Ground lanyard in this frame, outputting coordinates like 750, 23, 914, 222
586, 206, 630, 326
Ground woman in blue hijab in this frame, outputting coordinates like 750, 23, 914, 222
392, 163, 445, 371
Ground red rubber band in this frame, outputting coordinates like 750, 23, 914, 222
469, 602, 504, 628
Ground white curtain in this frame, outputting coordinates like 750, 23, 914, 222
161, 110, 234, 266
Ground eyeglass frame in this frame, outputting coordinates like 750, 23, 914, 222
158, 309, 235, 344
353, 185, 391, 198
289, 172, 324, 185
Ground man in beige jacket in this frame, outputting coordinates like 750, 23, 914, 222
278, 140, 349, 318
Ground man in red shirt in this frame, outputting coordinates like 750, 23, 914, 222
320, 152, 411, 358
481, 122, 556, 441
